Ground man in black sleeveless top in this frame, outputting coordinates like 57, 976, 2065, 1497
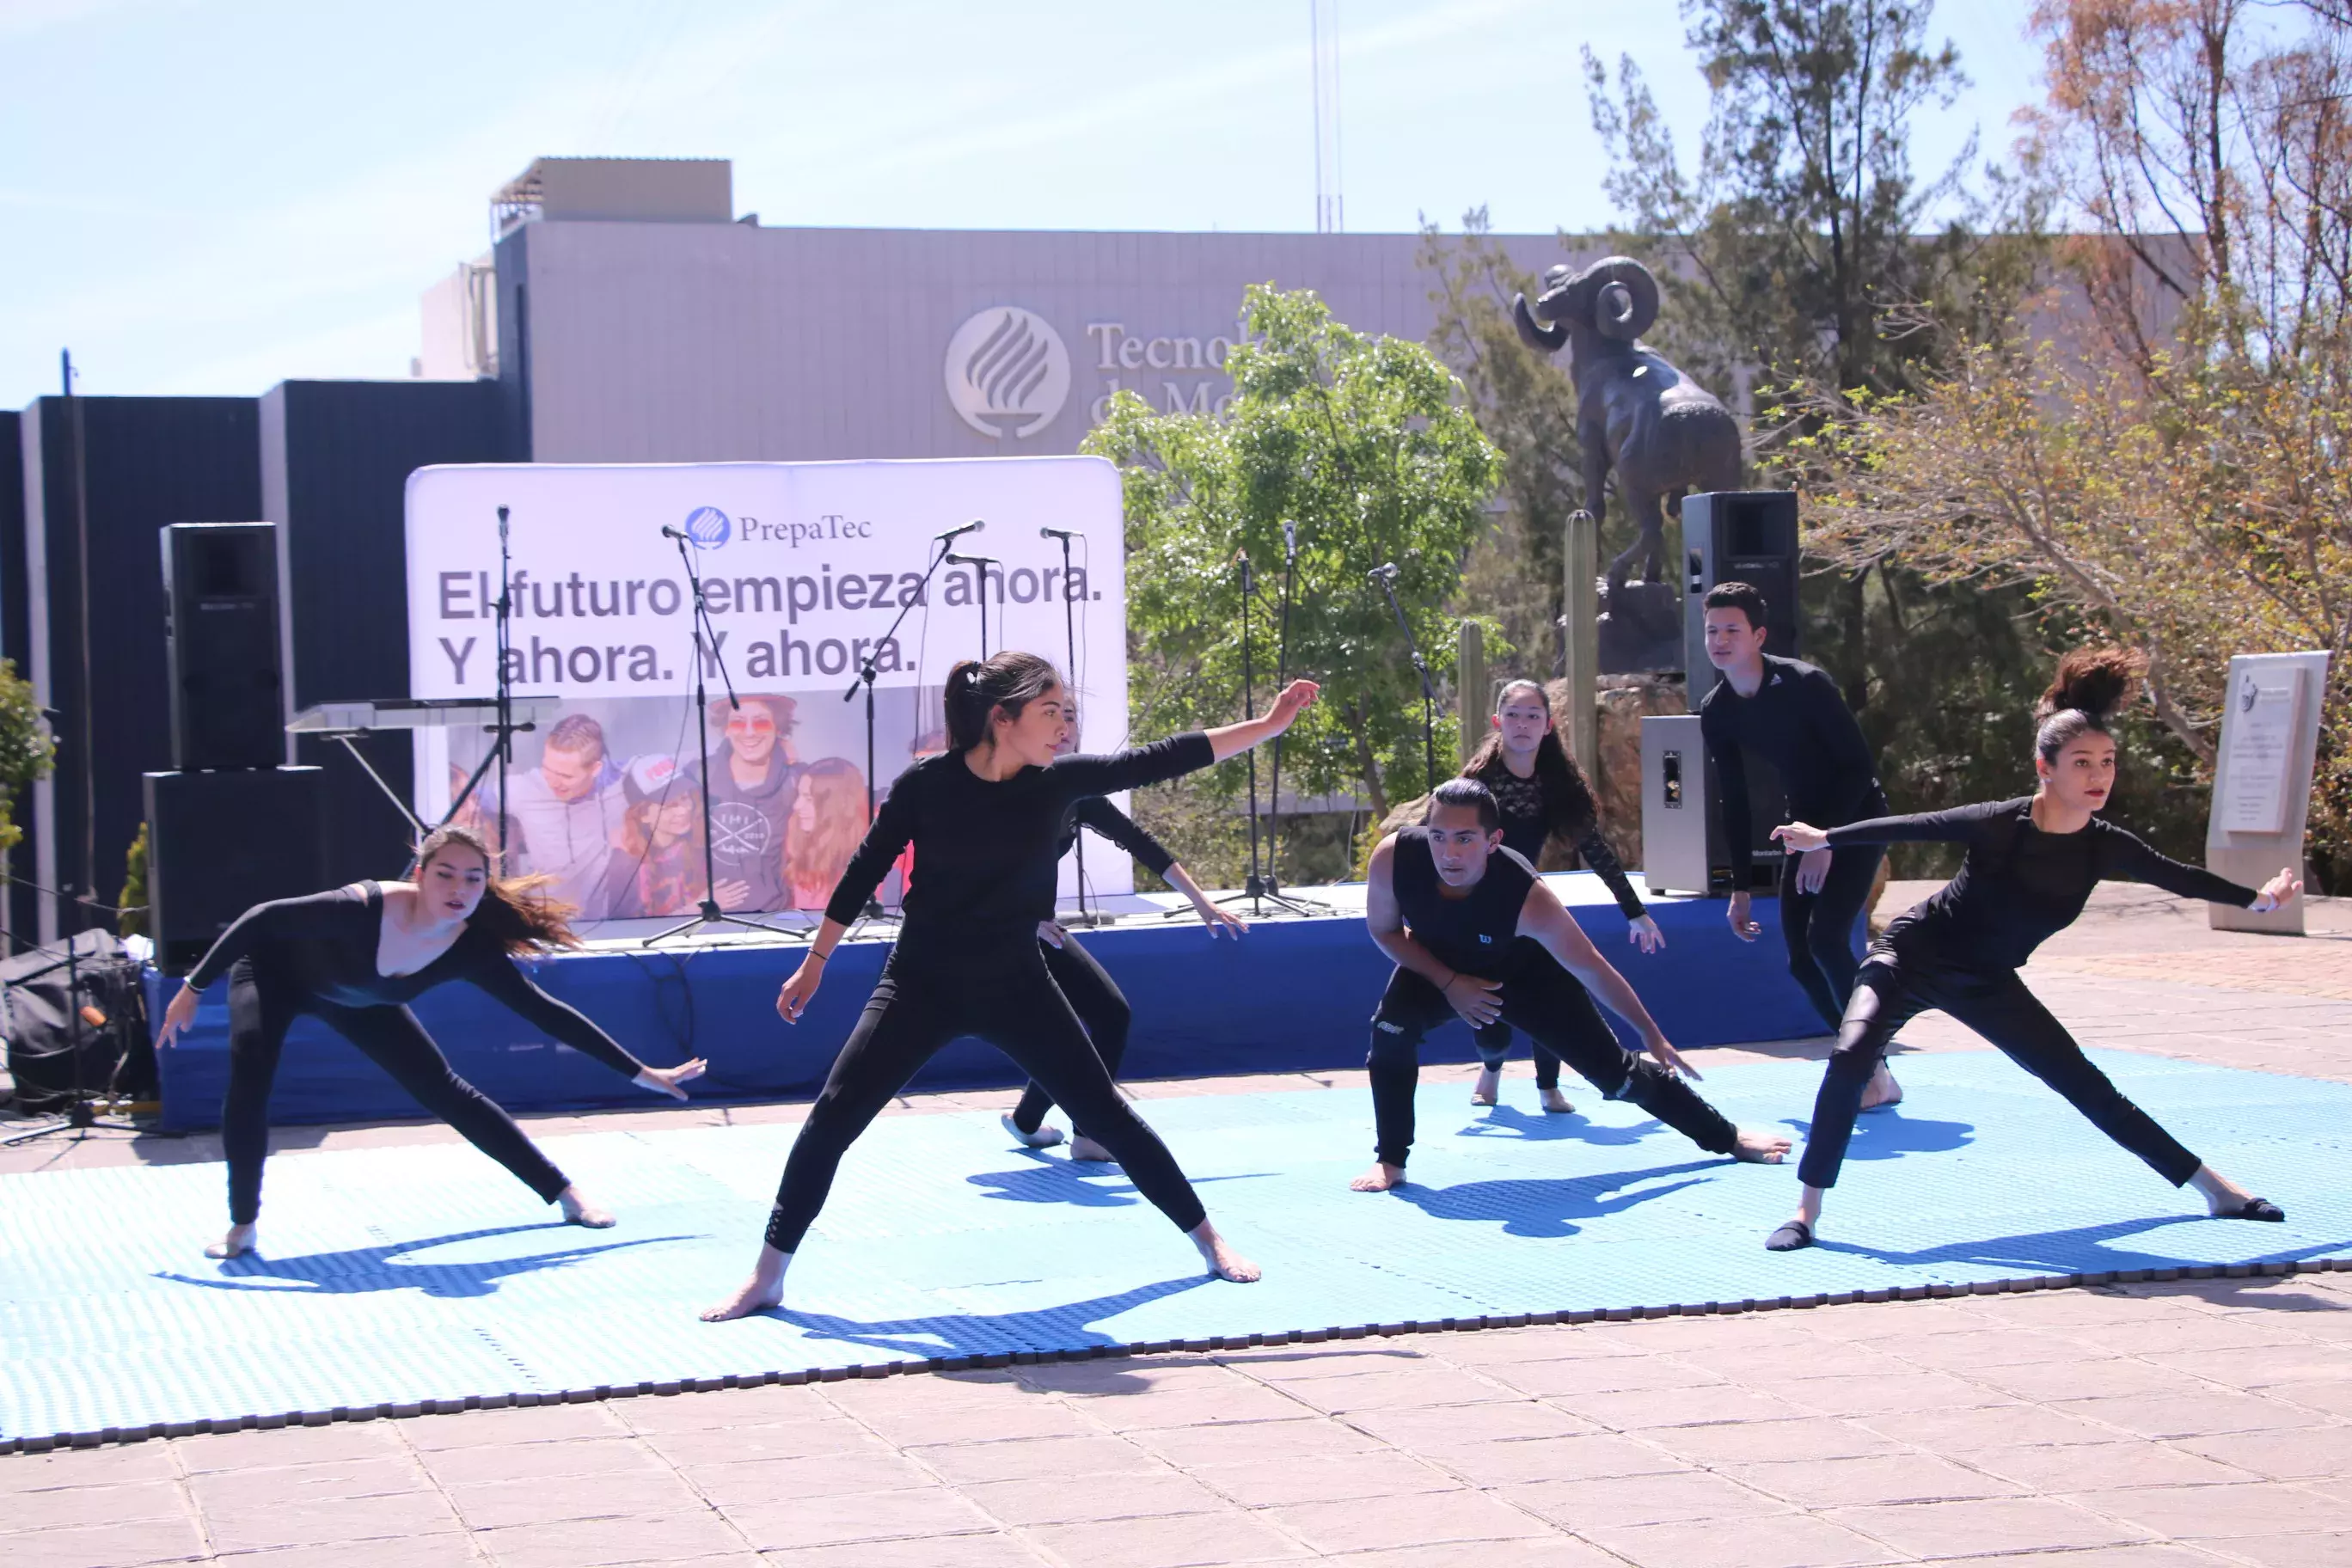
1351, 780, 1791, 1192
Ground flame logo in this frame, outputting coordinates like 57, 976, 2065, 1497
683, 506, 732, 548
944, 306, 1071, 438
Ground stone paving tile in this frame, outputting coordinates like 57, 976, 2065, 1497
1577, 1511, 1909, 1568
2199, 1532, 2352, 1566
1505, 1468, 1792, 1528
201, 1487, 465, 1553
1020, 1510, 1318, 1566
473, 1508, 753, 1566
0, 1475, 187, 1529
721, 1487, 997, 1551
418, 1433, 671, 1485
677, 1447, 935, 1503
1320, 1541, 1626, 1568
1826, 1495, 2156, 1556
0, 1516, 211, 1567
0, 1442, 181, 1490
1265, 1489, 1556, 1553
174, 1420, 409, 1470
1719, 1453, 2028, 1507
403, 1401, 631, 1448
213, 1537, 488, 1566
446, 1466, 706, 1528
959, 1467, 1235, 1525
2175, 1424, 2352, 1479
1948, 1440, 2254, 1492
1124, 1417, 1385, 1469
907, 1430, 1164, 1484
756, 1534, 1050, 1566
1648, 1415, 1908, 1465
637, 1419, 884, 1467
2072, 1479, 2352, 1538
1187, 1449, 1461, 1507
1415, 1430, 1690, 1484
2048, 1390, 2318, 1439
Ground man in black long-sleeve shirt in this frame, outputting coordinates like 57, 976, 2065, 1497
1698, 584, 1898, 1106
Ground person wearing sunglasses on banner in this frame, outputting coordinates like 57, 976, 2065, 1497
694, 693, 803, 914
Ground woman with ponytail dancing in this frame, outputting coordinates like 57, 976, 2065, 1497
154, 826, 707, 1259
1461, 679, 1663, 1112
1762, 651, 2300, 1252
702, 652, 1318, 1320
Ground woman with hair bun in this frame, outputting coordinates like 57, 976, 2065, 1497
1761, 648, 2301, 1253
153, 825, 707, 1259
702, 651, 1318, 1320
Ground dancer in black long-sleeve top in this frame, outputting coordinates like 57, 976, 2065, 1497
701, 652, 1320, 1320
1761, 649, 2300, 1251
1350, 779, 1792, 1193
1461, 678, 1663, 1113
1002, 710, 1246, 1160
153, 825, 707, 1259
1700, 581, 1902, 1111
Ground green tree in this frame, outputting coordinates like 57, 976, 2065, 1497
1418, 211, 1585, 683
0, 657, 53, 866
1567, 0, 2055, 868
1085, 285, 1504, 823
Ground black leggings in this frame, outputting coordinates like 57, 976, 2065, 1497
763, 951, 1208, 1252
1366, 962, 1738, 1169
1781, 840, 1883, 1032
1468, 941, 1562, 1091
1009, 938, 1130, 1140
222, 959, 569, 1224
1798, 943, 2202, 1190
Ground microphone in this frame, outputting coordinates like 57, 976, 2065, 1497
660, 524, 689, 540
935, 519, 986, 543
945, 551, 998, 567
1367, 562, 1400, 584
1039, 525, 1079, 541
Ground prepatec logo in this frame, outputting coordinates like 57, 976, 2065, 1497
683, 506, 732, 548
944, 306, 1071, 438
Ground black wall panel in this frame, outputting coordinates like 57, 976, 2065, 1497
24, 396, 261, 938
263, 379, 517, 885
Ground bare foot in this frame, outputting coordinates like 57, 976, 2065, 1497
1861, 1063, 1903, 1112
1470, 1067, 1500, 1106
1002, 1112, 1064, 1148
700, 1246, 790, 1321
1732, 1129, 1792, 1164
1350, 1161, 1407, 1192
1540, 1086, 1575, 1114
1187, 1220, 1261, 1283
205, 1222, 256, 1259
1069, 1135, 1115, 1163
558, 1185, 616, 1229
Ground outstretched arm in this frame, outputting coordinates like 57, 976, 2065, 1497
2101, 828, 2292, 910
1776, 799, 2011, 854
1049, 681, 1322, 799
466, 952, 668, 1084
1204, 679, 1319, 762
1516, 879, 1697, 1078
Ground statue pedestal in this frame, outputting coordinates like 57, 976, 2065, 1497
1598, 580, 1683, 675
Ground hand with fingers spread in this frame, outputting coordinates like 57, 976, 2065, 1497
1626, 915, 1665, 955
2252, 867, 2304, 913
156, 983, 200, 1048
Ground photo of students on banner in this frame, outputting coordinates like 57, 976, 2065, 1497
453, 687, 916, 923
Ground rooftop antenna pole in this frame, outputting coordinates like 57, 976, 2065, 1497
1312, 0, 1343, 234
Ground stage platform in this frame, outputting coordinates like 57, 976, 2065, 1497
149, 873, 1842, 1132
4, 1050, 2347, 1453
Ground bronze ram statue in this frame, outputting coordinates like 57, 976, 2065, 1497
1514, 256, 1742, 589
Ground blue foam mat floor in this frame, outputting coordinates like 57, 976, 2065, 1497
7, 1049, 2351, 1451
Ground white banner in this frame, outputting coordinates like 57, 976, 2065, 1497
403, 457, 1132, 923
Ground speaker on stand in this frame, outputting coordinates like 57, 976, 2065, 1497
148, 524, 324, 976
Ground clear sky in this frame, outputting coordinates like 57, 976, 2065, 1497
1, 0, 2050, 410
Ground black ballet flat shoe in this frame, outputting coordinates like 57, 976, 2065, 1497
2216, 1197, 2287, 1222
1765, 1219, 1815, 1253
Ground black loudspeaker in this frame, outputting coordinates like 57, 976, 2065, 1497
162, 522, 285, 771
1681, 490, 1802, 678
144, 767, 325, 976
1681, 490, 1800, 886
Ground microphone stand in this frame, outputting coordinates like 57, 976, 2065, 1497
645, 530, 800, 947
428, 503, 539, 848
1264, 521, 1331, 912
1190, 550, 1319, 921
1046, 528, 1106, 928
841, 530, 966, 934
1375, 567, 1438, 798
946, 553, 997, 659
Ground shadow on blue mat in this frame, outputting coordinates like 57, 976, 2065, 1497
967, 1154, 1273, 1210
1385, 1159, 1721, 1239
775, 1274, 1212, 1360
1821, 1214, 2352, 1277
1780, 1112, 1978, 1161
1455, 1105, 1668, 1147
153, 1224, 691, 1300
